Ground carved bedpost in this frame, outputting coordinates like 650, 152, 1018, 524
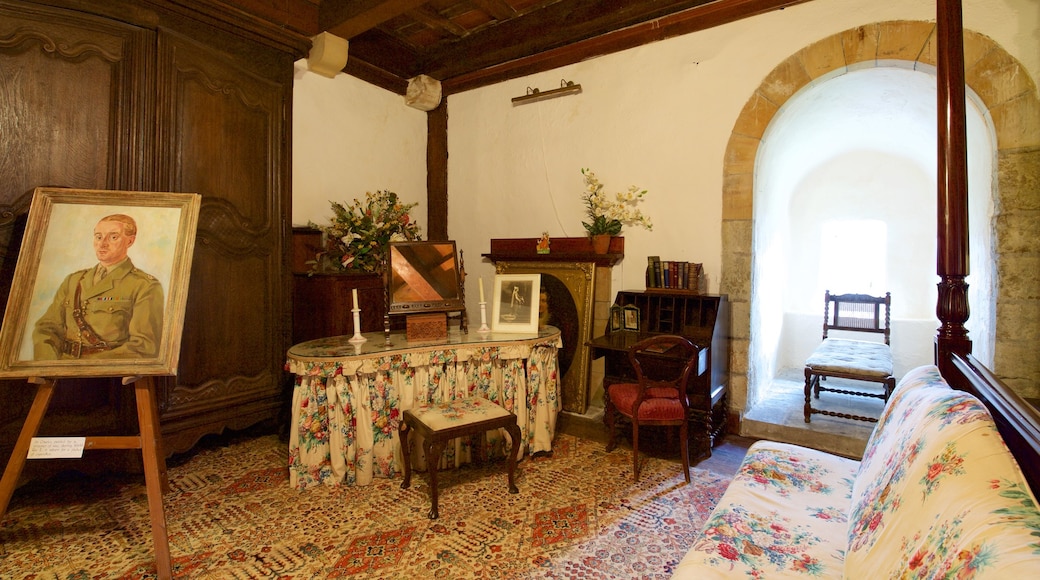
935, 0, 972, 378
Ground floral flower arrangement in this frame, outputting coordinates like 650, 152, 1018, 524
309, 190, 422, 273
580, 168, 653, 236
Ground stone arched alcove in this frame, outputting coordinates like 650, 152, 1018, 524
721, 20, 1040, 417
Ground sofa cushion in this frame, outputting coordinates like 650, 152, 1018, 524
846, 366, 1040, 576
673, 440, 858, 578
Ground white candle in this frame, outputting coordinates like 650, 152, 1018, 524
352, 288, 359, 309
479, 277, 485, 303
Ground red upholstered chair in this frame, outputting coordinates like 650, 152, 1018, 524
604, 334, 700, 482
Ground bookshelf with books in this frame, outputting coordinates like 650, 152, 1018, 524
645, 256, 703, 293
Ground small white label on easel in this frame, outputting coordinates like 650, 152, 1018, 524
27, 437, 86, 459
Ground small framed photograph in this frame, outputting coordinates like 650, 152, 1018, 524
491, 274, 540, 333
622, 304, 641, 331
0, 187, 201, 378
609, 305, 622, 331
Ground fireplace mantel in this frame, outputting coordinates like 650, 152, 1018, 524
482, 237, 623, 414
482, 237, 624, 267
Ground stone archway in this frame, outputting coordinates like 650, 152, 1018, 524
721, 20, 1040, 417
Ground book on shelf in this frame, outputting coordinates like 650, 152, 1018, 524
644, 257, 703, 291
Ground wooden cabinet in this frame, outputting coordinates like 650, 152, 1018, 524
292, 274, 389, 342
290, 228, 401, 343
588, 291, 730, 450
0, 0, 308, 470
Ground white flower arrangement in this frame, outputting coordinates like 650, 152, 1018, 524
580, 168, 653, 236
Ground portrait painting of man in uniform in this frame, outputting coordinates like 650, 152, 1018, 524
0, 188, 200, 378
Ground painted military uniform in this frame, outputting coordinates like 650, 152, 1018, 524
33, 258, 164, 359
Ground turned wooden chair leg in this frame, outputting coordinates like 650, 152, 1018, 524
803, 369, 814, 423
399, 422, 412, 490
505, 423, 521, 494
631, 420, 641, 481
679, 421, 691, 483
424, 438, 448, 520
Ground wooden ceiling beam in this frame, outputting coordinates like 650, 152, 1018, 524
422, 0, 717, 81
471, 0, 518, 21
321, 0, 430, 40
410, 5, 469, 38
441, 0, 813, 94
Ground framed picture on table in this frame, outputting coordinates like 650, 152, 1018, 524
491, 274, 540, 333
0, 187, 201, 378
622, 304, 641, 332
609, 305, 622, 331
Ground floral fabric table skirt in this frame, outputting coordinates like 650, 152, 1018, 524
287, 332, 562, 488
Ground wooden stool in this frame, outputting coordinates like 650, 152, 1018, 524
400, 397, 521, 519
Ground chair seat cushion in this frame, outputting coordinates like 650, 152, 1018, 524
608, 382, 685, 420
410, 397, 511, 432
805, 338, 893, 378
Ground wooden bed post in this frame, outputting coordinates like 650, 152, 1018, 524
935, 0, 972, 378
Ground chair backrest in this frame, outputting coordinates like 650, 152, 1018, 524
822, 290, 891, 345
627, 334, 700, 404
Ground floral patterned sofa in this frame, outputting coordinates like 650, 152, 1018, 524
673, 365, 1040, 578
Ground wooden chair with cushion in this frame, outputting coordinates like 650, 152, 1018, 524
604, 334, 701, 483
803, 290, 895, 423
400, 397, 521, 519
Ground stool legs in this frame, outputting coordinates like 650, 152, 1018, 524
400, 422, 520, 519
423, 437, 448, 519
400, 421, 413, 491
504, 423, 521, 495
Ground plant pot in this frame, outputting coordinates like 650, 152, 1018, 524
591, 234, 611, 254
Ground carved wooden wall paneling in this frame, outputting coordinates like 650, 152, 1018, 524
0, 0, 301, 467
0, 1, 154, 474
151, 29, 292, 452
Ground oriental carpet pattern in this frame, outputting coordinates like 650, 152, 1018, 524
0, 433, 730, 579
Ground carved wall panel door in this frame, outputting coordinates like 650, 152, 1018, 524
0, 1, 153, 471
0, 0, 298, 466
152, 30, 292, 453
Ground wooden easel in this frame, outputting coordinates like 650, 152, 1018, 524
0, 375, 173, 579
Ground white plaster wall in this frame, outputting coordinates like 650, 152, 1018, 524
444, 0, 1038, 316
292, 62, 428, 230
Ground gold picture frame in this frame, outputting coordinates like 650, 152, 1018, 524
491, 273, 540, 333
493, 261, 596, 414
0, 188, 201, 378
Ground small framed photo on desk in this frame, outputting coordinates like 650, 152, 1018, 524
609, 305, 622, 331
622, 305, 640, 331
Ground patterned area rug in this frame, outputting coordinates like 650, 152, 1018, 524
0, 433, 730, 579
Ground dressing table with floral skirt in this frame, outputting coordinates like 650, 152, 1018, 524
286, 326, 562, 488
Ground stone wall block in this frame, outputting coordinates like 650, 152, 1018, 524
729, 299, 751, 341
721, 218, 753, 254
800, 33, 848, 80
962, 30, 998, 73
995, 299, 1040, 341
876, 20, 933, 62
841, 23, 880, 67
995, 211, 1040, 254
967, 46, 1034, 110
993, 342, 1040, 399
997, 149, 1040, 211
732, 91, 779, 140
989, 92, 1040, 151
997, 254, 1040, 300
722, 174, 754, 220
720, 251, 751, 300
917, 28, 937, 68
758, 55, 810, 107
723, 133, 760, 176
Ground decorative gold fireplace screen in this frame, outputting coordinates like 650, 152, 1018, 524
493, 261, 596, 413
